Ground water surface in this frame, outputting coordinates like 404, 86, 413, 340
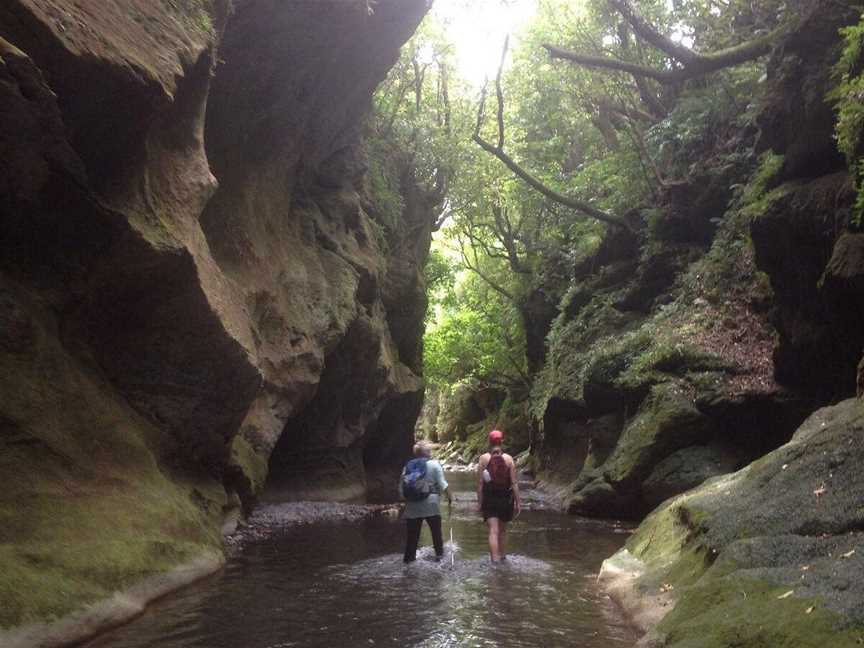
87, 472, 636, 647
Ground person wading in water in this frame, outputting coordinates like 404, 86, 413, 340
400, 441, 451, 563
477, 430, 521, 562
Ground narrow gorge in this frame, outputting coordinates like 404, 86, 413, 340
2, 1, 864, 647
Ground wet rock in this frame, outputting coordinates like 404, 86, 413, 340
641, 445, 735, 510
567, 479, 624, 517
605, 398, 864, 646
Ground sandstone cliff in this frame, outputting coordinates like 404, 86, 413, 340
0, 0, 431, 639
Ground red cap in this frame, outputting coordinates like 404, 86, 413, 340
489, 429, 504, 444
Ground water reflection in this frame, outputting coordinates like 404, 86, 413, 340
86, 473, 636, 648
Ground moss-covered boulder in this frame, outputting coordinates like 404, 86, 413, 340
642, 445, 736, 511
567, 383, 715, 518
601, 398, 864, 647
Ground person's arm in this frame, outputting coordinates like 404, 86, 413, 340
476, 455, 486, 512
437, 463, 452, 505
398, 467, 406, 501
509, 456, 521, 515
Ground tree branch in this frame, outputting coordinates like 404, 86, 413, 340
543, 44, 685, 83
492, 204, 529, 274
609, 0, 698, 65
543, 0, 786, 86
473, 134, 633, 230
457, 235, 517, 303
473, 40, 633, 231
495, 35, 509, 149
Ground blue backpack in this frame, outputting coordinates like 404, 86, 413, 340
401, 458, 433, 501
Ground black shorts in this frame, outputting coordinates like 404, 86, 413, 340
482, 489, 514, 522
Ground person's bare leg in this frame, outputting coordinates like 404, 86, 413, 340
487, 517, 502, 561
498, 522, 507, 560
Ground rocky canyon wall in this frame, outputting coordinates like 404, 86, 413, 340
523, 2, 864, 644
0, 0, 430, 639
530, 1, 864, 522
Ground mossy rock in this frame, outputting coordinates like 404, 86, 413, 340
609, 399, 864, 646
642, 445, 736, 511
0, 297, 225, 630
603, 382, 714, 491
566, 383, 714, 518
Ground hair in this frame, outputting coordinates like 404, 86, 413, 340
413, 442, 431, 458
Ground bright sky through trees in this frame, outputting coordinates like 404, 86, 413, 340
430, 0, 537, 87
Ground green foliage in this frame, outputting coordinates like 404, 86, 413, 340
424, 249, 455, 298
164, 0, 214, 34
648, 67, 762, 179
365, 140, 405, 233
740, 151, 785, 206
737, 153, 793, 224
423, 264, 526, 386
410, 0, 780, 400
830, 18, 864, 229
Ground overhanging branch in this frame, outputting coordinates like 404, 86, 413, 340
472, 135, 632, 229
473, 38, 633, 231
543, 0, 786, 85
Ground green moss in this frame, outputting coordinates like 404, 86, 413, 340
0, 312, 224, 629
229, 434, 269, 495
620, 456, 864, 647
602, 383, 709, 488
164, 0, 215, 35
740, 182, 796, 222
0, 460, 222, 628
531, 289, 644, 418
741, 152, 786, 206
618, 340, 730, 390
660, 577, 864, 648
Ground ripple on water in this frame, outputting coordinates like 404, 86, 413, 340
331, 545, 553, 583
83, 476, 637, 648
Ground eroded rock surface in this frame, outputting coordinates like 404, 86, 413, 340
0, 0, 431, 636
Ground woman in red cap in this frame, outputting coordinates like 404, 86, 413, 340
477, 429, 521, 562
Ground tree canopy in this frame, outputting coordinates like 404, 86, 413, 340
371, 0, 788, 389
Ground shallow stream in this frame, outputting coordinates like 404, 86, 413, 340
86, 473, 637, 647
